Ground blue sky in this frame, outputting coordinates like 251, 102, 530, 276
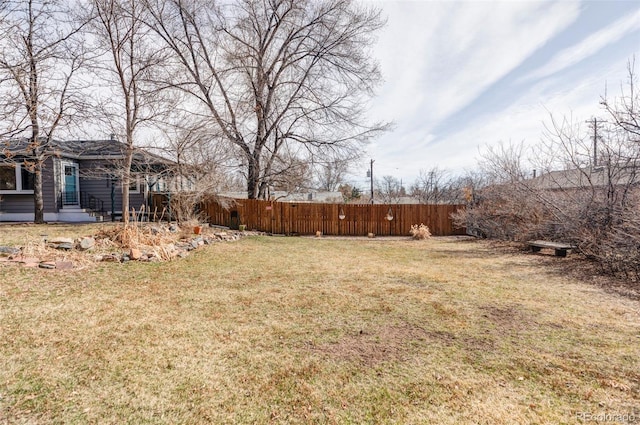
358, 0, 640, 187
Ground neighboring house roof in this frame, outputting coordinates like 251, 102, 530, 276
528, 165, 640, 190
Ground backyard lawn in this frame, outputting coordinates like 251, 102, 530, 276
1, 225, 639, 424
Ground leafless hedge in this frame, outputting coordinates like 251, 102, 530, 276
454, 64, 640, 281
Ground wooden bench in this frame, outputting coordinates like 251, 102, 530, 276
528, 240, 577, 257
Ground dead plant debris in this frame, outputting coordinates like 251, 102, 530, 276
0, 223, 253, 270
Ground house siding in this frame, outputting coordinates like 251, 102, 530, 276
78, 159, 149, 214
43, 157, 57, 213
0, 194, 33, 213
80, 176, 120, 212
130, 193, 146, 212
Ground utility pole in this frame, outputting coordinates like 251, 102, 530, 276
369, 159, 375, 204
587, 117, 599, 167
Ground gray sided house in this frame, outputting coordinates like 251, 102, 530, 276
0, 139, 173, 222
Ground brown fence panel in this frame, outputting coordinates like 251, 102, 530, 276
202, 198, 466, 236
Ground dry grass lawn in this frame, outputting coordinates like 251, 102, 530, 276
1, 224, 639, 424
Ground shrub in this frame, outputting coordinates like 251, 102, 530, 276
410, 223, 431, 240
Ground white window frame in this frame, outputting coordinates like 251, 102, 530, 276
0, 164, 35, 194
125, 175, 141, 194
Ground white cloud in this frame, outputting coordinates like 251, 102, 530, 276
370, 1, 580, 127
360, 1, 639, 186
522, 7, 640, 83
420, 1, 581, 124
405, 57, 634, 178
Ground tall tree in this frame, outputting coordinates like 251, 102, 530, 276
87, 0, 167, 224
145, 0, 387, 199
0, 0, 86, 223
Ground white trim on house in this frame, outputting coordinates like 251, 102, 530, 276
0, 210, 96, 222
60, 160, 80, 208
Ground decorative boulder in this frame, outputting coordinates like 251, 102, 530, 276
79, 237, 96, 250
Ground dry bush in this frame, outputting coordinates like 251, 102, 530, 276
94, 224, 173, 250
452, 183, 550, 241
168, 192, 208, 223
409, 223, 431, 240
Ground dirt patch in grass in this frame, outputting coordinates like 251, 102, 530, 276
479, 303, 531, 331
311, 322, 458, 367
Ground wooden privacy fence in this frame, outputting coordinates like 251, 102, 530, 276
203, 198, 466, 237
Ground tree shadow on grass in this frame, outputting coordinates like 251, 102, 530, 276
437, 238, 640, 301
492, 241, 640, 301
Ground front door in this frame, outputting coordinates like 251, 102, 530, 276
62, 162, 79, 206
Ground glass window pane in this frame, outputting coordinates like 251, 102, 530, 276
0, 166, 16, 190
21, 167, 35, 190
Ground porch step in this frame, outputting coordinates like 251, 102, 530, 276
58, 208, 97, 223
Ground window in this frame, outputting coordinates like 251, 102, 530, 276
0, 164, 34, 193
0, 166, 16, 190
154, 178, 166, 192
126, 176, 140, 194
21, 167, 35, 190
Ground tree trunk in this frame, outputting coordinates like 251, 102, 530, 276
258, 181, 268, 199
121, 146, 134, 225
33, 162, 44, 223
247, 155, 260, 199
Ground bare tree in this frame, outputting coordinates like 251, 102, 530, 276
533, 68, 640, 264
86, 0, 168, 225
315, 157, 354, 192
410, 167, 464, 204
144, 0, 388, 199
155, 117, 238, 222
265, 149, 313, 196
376, 175, 402, 203
478, 140, 531, 184
456, 62, 640, 280
601, 58, 640, 142
0, 0, 87, 223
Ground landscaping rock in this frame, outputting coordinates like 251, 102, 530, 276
49, 237, 74, 244
79, 237, 96, 250
129, 248, 142, 260
0, 246, 20, 256
54, 243, 74, 250
55, 261, 74, 270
